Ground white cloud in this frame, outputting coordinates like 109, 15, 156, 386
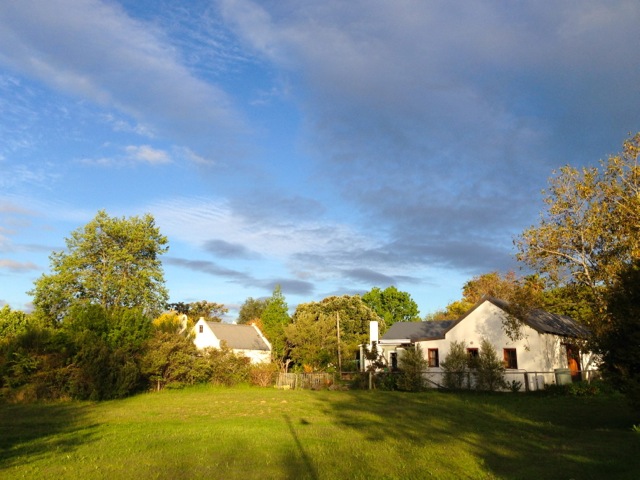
125, 145, 172, 165
0, 0, 246, 159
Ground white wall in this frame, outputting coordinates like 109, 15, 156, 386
193, 318, 221, 350
420, 301, 569, 374
192, 319, 271, 364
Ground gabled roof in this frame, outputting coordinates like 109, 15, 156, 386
381, 320, 456, 342
205, 322, 270, 351
480, 296, 590, 338
380, 297, 590, 343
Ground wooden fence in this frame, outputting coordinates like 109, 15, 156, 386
276, 373, 335, 390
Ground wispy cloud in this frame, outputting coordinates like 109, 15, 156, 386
78, 144, 172, 167
0, 0, 246, 160
0, 259, 39, 272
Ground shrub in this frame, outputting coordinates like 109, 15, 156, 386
441, 341, 471, 390
249, 362, 278, 387
397, 345, 428, 392
474, 339, 507, 392
202, 346, 251, 386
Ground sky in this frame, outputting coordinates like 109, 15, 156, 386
1, 1, 639, 321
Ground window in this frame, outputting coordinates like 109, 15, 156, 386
199, 325, 204, 333
390, 352, 398, 371
503, 348, 518, 369
428, 348, 439, 368
467, 348, 479, 367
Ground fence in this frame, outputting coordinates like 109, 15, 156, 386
276, 372, 335, 390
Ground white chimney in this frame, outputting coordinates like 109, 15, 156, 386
370, 321, 379, 345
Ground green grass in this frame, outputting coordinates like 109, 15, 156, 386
1, 385, 639, 479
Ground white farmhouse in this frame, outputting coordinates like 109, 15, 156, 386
193, 319, 272, 364
372, 296, 597, 390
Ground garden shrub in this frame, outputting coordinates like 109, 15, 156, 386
397, 345, 428, 392
474, 339, 507, 392
249, 362, 278, 387
441, 341, 471, 390
203, 345, 251, 386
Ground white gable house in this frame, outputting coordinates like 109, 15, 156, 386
375, 297, 597, 390
193, 319, 272, 364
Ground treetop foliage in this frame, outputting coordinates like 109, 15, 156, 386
516, 132, 640, 317
31, 210, 169, 323
361, 286, 420, 332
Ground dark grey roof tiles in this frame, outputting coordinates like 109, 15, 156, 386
381, 320, 456, 342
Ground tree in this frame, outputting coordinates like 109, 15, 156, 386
473, 338, 507, 392
261, 286, 291, 366
286, 295, 381, 371
441, 341, 471, 389
429, 272, 519, 321
397, 345, 428, 392
237, 297, 268, 325
600, 261, 640, 410
31, 210, 169, 322
362, 286, 419, 332
516, 133, 640, 334
186, 300, 227, 323
0, 305, 30, 343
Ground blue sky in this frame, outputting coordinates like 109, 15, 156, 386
1, 0, 639, 321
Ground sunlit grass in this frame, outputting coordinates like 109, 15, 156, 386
1, 385, 639, 479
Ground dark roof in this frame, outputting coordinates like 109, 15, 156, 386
483, 296, 590, 338
522, 309, 591, 337
381, 320, 456, 342
206, 322, 270, 351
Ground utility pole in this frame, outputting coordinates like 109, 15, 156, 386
336, 312, 342, 375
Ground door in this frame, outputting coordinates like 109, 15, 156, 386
565, 344, 581, 381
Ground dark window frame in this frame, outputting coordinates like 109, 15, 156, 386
428, 348, 439, 368
503, 348, 518, 369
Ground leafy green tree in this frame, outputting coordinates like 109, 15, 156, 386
600, 261, 640, 410
141, 332, 209, 391
237, 297, 268, 325
261, 286, 291, 366
0, 305, 30, 343
441, 341, 471, 390
31, 210, 169, 323
397, 345, 428, 392
516, 133, 640, 335
362, 286, 419, 332
286, 295, 380, 371
473, 339, 507, 392
186, 300, 227, 323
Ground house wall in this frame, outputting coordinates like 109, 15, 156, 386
379, 301, 596, 389
421, 301, 568, 373
193, 319, 221, 350
237, 349, 271, 364
192, 319, 271, 364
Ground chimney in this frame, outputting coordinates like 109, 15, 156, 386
370, 321, 379, 345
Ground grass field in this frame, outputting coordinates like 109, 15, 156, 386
1, 385, 639, 479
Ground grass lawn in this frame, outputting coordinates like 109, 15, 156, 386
1, 385, 639, 479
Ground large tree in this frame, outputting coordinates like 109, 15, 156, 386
426, 271, 518, 321
31, 210, 169, 322
600, 261, 640, 410
260, 286, 291, 366
237, 297, 268, 325
286, 295, 381, 372
516, 132, 640, 333
361, 286, 419, 332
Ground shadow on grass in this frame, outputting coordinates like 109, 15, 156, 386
282, 414, 319, 480
0, 402, 99, 469
317, 390, 640, 479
